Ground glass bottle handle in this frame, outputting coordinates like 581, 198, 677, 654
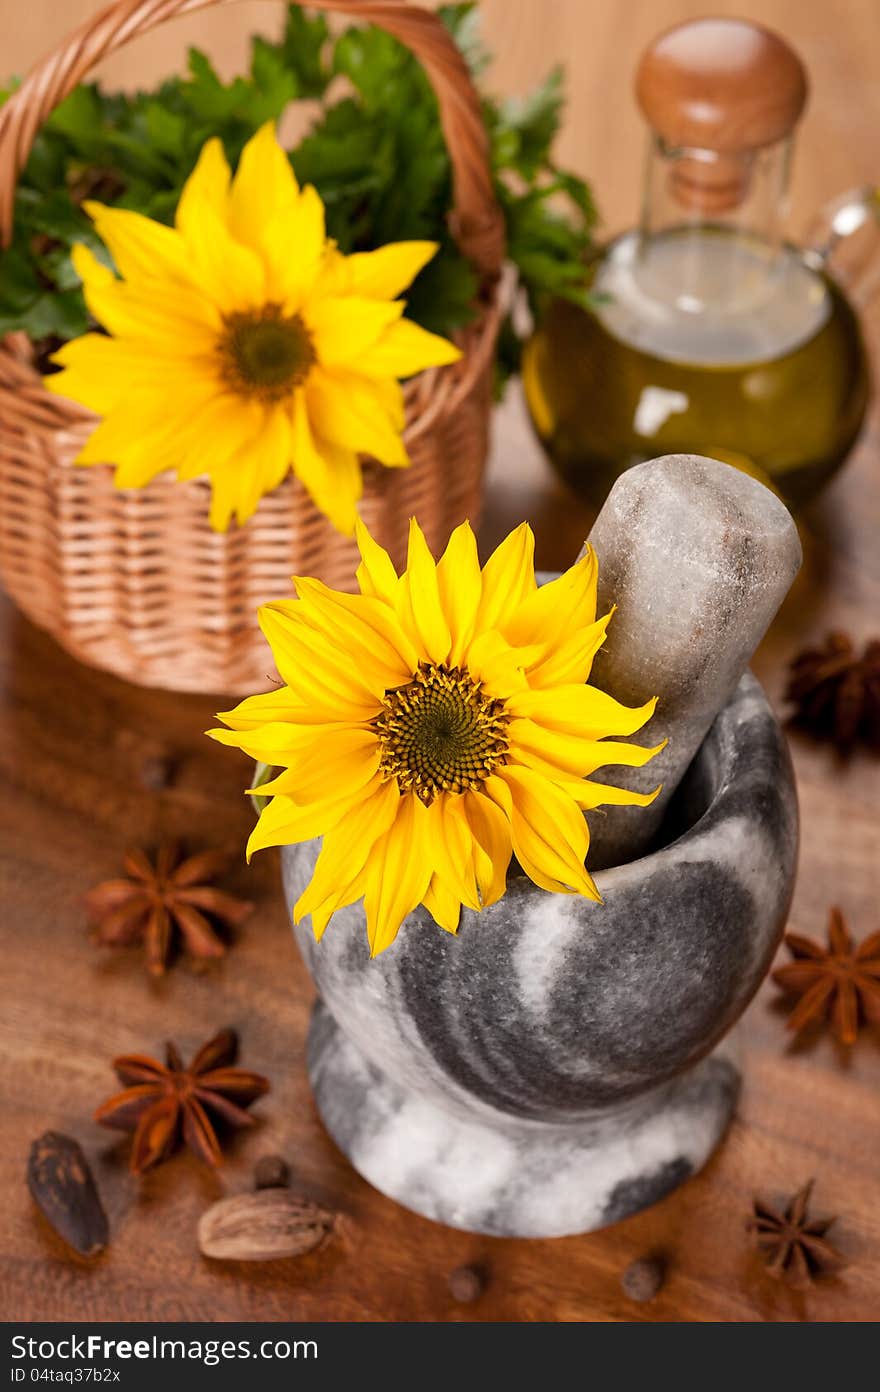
804, 186, 880, 308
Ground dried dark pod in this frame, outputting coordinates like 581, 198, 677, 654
447, 1263, 486, 1303
254, 1154, 290, 1190
27, 1132, 109, 1257
621, 1255, 665, 1302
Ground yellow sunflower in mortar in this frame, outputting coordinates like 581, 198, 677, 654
210, 520, 664, 956
46, 123, 460, 532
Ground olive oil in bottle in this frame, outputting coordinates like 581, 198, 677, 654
523, 228, 869, 509
523, 18, 873, 511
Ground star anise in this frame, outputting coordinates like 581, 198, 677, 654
86, 843, 253, 976
748, 1180, 846, 1288
94, 1028, 269, 1172
772, 907, 880, 1045
785, 631, 880, 752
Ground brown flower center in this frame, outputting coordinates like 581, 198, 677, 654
219, 305, 315, 402
373, 663, 509, 804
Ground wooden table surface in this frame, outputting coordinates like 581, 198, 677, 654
2, 0, 880, 1326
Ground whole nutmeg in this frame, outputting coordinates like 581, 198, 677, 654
447, 1264, 485, 1303
199, 1189, 335, 1262
621, 1256, 665, 1302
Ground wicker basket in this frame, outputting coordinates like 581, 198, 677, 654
0, 0, 504, 694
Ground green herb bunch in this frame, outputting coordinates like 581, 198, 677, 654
0, 4, 595, 386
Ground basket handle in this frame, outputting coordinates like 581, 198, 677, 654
0, 0, 505, 276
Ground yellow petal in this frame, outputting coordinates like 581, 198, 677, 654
70, 242, 115, 293
206, 465, 239, 532
342, 240, 438, 299
75, 403, 195, 478
293, 576, 418, 682
461, 789, 512, 908
89, 389, 260, 494
258, 603, 381, 711
355, 518, 400, 605
208, 717, 348, 766
436, 521, 481, 664
277, 728, 381, 806
464, 628, 541, 694
217, 686, 312, 731
396, 517, 452, 664
508, 719, 666, 779
502, 545, 598, 649
210, 406, 290, 528
490, 766, 600, 900
83, 202, 190, 284
46, 331, 125, 413
508, 685, 658, 740
423, 875, 462, 934
356, 317, 461, 377
245, 786, 357, 859
303, 864, 370, 943
175, 137, 231, 234
307, 295, 404, 366
362, 795, 434, 956
177, 198, 265, 311
525, 611, 612, 689
71, 253, 221, 341
266, 184, 326, 306
425, 796, 480, 911
305, 367, 409, 467
364, 372, 406, 430
228, 121, 299, 246
561, 778, 662, 811
474, 523, 537, 635
289, 391, 361, 536
294, 777, 400, 933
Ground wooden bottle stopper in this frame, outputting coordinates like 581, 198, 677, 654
636, 18, 808, 212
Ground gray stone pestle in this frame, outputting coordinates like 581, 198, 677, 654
584, 453, 802, 870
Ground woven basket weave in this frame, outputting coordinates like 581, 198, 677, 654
0, 0, 505, 694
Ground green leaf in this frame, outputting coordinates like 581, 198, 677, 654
404, 248, 477, 336
40, 246, 85, 293
0, 242, 44, 312
497, 66, 564, 180
551, 167, 597, 224
333, 27, 415, 111
145, 101, 187, 158
0, 3, 597, 371
184, 48, 240, 122
0, 287, 88, 339
47, 84, 103, 142
248, 36, 298, 120
15, 187, 92, 242
278, 8, 330, 96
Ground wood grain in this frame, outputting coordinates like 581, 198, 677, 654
1, 0, 879, 1324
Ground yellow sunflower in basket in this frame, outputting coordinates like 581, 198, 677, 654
46, 123, 461, 533
210, 519, 664, 956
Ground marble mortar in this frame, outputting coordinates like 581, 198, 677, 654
279, 456, 801, 1236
